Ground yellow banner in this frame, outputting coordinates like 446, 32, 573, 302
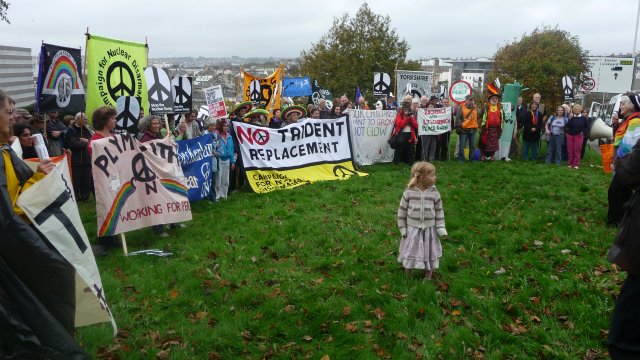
85, 34, 148, 123
243, 65, 283, 119
246, 161, 365, 194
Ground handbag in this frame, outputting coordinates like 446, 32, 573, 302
387, 133, 402, 149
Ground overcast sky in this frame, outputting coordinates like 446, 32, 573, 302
1, 0, 638, 59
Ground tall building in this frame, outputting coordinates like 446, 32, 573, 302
0, 45, 35, 108
450, 57, 493, 91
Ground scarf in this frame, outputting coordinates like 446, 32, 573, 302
530, 110, 538, 126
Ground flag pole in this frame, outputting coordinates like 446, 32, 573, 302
120, 233, 128, 256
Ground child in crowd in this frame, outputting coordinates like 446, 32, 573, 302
397, 162, 448, 280
215, 119, 235, 200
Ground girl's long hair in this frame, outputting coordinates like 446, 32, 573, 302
407, 161, 435, 188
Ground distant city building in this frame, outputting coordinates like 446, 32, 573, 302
450, 57, 493, 91
0, 45, 35, 108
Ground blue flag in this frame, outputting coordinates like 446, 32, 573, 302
282, 76, 312, 97
176, 133, 214, 202
355, 86, 362, 104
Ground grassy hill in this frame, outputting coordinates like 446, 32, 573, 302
76, 148, 619, 359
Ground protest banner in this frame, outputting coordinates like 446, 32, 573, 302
85, 34, 148, 123
497, 102, 514, 160
243, 65, 283, 118
177, 133, 214, 202
282, 76, 312, 97
417, 107, 452, 135
232, 117, 366, 193
18, 156, 117, 333
115, 96, 141, 135
144, 67, 173, 114
172, 76, 193, 114
36, 43, 85, 113
91, 134, 192, 236
204, 85, 226, 119
347, 109, 395, 165
373, 72, 391, 97
396, 70, 432, 99
308, 78, 334, 109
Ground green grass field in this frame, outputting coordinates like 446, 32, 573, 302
75, 143, 621, 359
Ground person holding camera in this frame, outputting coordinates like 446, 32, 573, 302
390, 96, 418, 165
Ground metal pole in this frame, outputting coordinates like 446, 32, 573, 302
634, 0, 640, 56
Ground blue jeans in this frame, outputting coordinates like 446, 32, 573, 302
522, 140, 539, 161
545, 134, 563, 165
457, 131, 476, 162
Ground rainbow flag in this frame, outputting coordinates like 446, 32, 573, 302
36, 43, 85, 113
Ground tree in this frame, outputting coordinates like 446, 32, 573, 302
299, 2, 419, 103
1, 1, 9, 24
489, 27, 589, 107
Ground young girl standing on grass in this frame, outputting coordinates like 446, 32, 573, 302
397, 162, 448, 280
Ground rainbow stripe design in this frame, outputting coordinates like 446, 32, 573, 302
161, 179, 188, 197
99, 181, 136, 236
45, 52, 81, 90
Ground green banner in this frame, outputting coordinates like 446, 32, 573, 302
86, 34, 148, 123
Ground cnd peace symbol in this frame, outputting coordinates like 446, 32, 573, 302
107, 61, 135, 101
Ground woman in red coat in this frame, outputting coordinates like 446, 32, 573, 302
390, 97, 418, 165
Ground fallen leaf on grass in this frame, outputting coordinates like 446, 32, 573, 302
560, 249, 571, 255
345, 322, 358, 332
373, 308, 385, 320
534, 240, 544, 247
267, 288, 281, 299
168, 289, 179, 299
320, 355, 330, 360
208, 352, 221, 360
302, 335, 312, 341
283, 305, 295, 313
396, 332, 408, 340
241, 330, 252, 340
156, 350, 169, 359
494, 267, 506, 276
451, 310, 461, 316
530, 315, 541, 323
342, 307, 351, 316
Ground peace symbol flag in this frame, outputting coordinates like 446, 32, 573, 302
91, 134, 192, 236
242, 65, 283, 120
85, 34, 149, 124
36, 43, 85, 113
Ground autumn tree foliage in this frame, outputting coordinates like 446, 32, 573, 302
490, 27, 589, 106
299, 3, 419, 102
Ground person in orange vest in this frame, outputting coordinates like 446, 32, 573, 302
454, 94, 479, 162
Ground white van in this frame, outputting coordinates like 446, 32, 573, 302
589, 94, 622, 126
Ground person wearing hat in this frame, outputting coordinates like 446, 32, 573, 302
478, 81, 505, 161
455, 94, 479, 162
386, 93, 398, 110
281, 105, 307, 126
243, 108, 269, 126
228, 101, 252, 193
607, 92, 640, 227
13, 108, 32, 125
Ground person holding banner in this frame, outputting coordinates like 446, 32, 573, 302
391, 98, 418, 165
215, 119, 235, 200
282, 105, 307, 126
1, 89, 88, 357
206, 122, 225, 202
12, 123, 38, 159
64, 112, 93, 201
87, 106, 120, 254
229, 101, 252, 193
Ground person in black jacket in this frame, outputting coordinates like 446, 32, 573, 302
607, 138, 640, 359
64, 112, 92, 201
521, 102, 543, 161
